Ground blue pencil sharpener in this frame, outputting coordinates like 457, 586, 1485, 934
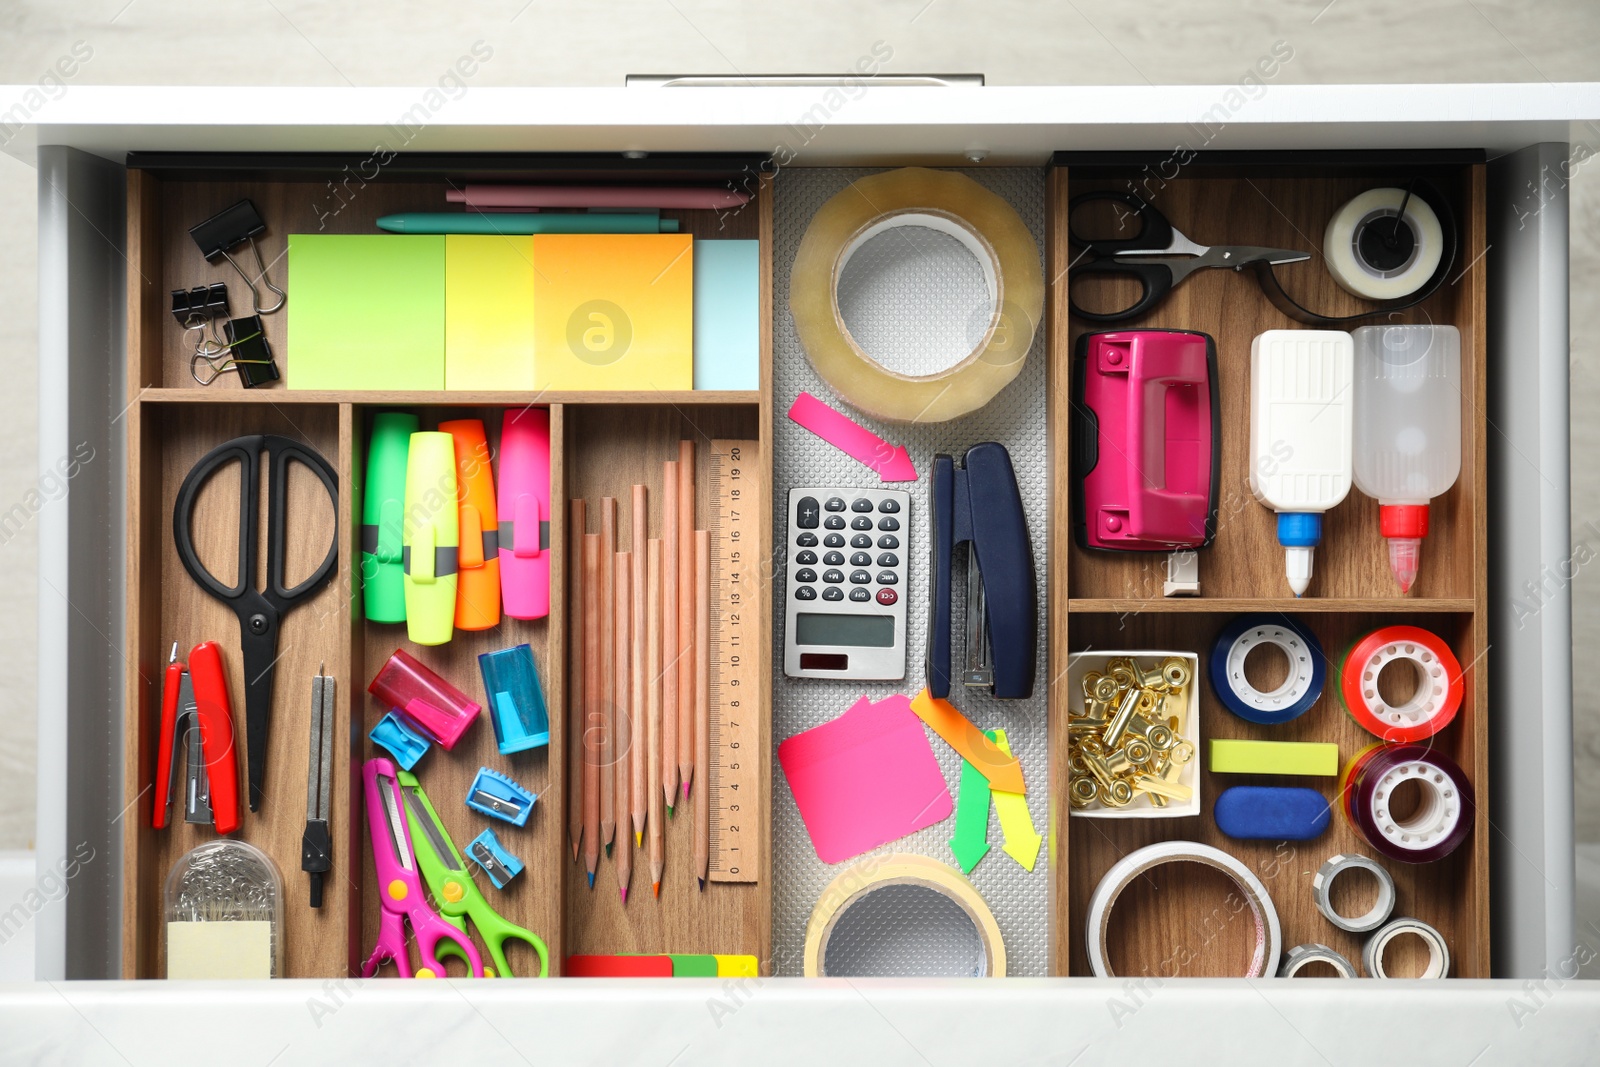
465, 767, 536, 827
368, 710, 431, 770
478, 643, 550, 755
467, 828, 524, 889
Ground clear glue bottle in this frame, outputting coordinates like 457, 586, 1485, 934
1249, 330, 1355, 596
1352, 324, 1461, 593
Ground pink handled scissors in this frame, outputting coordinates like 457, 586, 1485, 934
361, 757, 485, 978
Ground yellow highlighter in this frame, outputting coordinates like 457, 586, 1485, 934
403, 431, 459, 646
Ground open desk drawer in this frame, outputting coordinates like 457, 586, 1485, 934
28, 103, 1577, 987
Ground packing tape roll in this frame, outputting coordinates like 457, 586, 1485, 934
1324, 187, 1444, 301
1208, 615, 1325, 725
1341, 742, 1475, 864
1339, 625, 1464, 743
1085, 841, 1282, 977
790, 167, 1043, 424
803, 853, 1005, 977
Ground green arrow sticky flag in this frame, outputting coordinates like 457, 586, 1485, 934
948, 732, 995, 873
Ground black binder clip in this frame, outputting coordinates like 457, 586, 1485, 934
188, 199, 287, 315
927, 442, 1037, 700
170, 283, 230, 327
191, 315, 280, 388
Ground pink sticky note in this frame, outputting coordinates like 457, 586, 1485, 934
787, 392, 917, 482
778, 694, 953, 863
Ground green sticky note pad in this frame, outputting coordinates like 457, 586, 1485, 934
1208, 739, 1339, 777
666, 954, 720, 977
288, 234, 445, 390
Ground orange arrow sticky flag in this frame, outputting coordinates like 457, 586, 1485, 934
909, 689, 1025, 795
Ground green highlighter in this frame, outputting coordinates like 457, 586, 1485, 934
403, 431, 459, 646
362, 412, 418, 623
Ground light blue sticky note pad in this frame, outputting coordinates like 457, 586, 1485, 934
692, 239, 760, 391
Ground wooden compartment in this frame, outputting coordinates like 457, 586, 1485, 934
120, 158, 774, 978
1045, 160, 1491, 976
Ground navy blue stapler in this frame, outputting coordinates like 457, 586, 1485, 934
927, 442, 1037, 700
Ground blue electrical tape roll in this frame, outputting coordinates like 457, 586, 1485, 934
1209, 615, 1325, 725
1214, 786, 1331, 841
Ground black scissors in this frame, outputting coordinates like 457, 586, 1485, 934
1068, 191, 1309, 322
173, 435, 339, 812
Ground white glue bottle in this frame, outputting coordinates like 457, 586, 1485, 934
1249, 330, 1355, 596
1352, 324, 1461, 593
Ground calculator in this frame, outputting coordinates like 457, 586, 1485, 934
784, 487, 910, 680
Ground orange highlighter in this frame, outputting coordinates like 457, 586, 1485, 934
439, 419, 501, 631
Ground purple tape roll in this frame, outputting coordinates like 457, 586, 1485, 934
1344, 743, 1474, 864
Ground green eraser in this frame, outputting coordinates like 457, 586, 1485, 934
1208, 739, 1339, 777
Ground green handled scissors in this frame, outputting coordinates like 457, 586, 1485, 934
397, 770, 550, 978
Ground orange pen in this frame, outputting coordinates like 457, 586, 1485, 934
439, 419, 501, 630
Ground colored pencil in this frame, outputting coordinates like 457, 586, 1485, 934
630, 485, 648, 848
678, 440, 696, 801
567, 498, 586, 863
599, 497, 617, 852
582, 534, 601, 889
694, 529, 711, 891
614, 551, 632, 904
661, 460, 680, 811
646, 539, 664, 897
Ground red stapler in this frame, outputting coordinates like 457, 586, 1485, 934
153, 640, 241, 835
1072, 330, 1219, 552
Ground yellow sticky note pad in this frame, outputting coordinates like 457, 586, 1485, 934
531, 233, 693, 390
166, 921, 273, 979
445, 234, 536, 390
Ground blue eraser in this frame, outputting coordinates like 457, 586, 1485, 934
467, 828, 524, 890
1214, 786, 1331, 841
369, 710, 431, 770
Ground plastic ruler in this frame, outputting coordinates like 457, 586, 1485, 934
706, 438, 762, 883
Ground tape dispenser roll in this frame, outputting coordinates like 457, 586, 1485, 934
1341, 742, 1475, 864
1208, 615, 1325, 726
1085, 840, 1282, 978
1324, 187, 1444, 301
790, 167, 1043, 424
1338, 625, 1463, 743
803, 853, 1005, 977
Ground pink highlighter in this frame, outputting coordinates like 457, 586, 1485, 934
1073, 330, 1218, 552
498, 408, 551, 619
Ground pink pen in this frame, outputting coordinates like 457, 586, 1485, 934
360, 757, 484, 978
498, 407, 551, 619
447, 184, 750, 210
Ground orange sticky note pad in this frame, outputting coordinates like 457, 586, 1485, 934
909, 688, 1026, 794
530, 233, 693, 391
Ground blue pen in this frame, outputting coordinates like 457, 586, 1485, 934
377, 212, 681, 235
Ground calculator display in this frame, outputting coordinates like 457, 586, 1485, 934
795, 613, 895, 648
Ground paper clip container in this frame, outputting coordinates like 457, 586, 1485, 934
368, 648, 480, 749
478, 643, 550, 754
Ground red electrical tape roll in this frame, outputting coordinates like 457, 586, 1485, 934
1339, 626, 1463, 743
1342, 743, 1475, 864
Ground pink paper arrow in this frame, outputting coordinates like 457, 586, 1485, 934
787, 392, 917, 482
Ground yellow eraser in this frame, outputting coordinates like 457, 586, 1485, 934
714, 954, 759, 977
1208, 739, 1338, 777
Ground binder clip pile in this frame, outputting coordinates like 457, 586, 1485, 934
927, 442, 1038, 700
181, 199, 285, 388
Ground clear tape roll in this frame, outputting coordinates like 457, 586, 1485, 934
1324, 187, 1444, 301
789, 167, 1043, 424
1085, 840, 1282, 978
803, 853, 1006, 977
1363, 916, 1451, 979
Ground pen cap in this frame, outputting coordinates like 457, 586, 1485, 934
361, 412, 419, 624
478, 643, 550, 754
369, 648, 480, 749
